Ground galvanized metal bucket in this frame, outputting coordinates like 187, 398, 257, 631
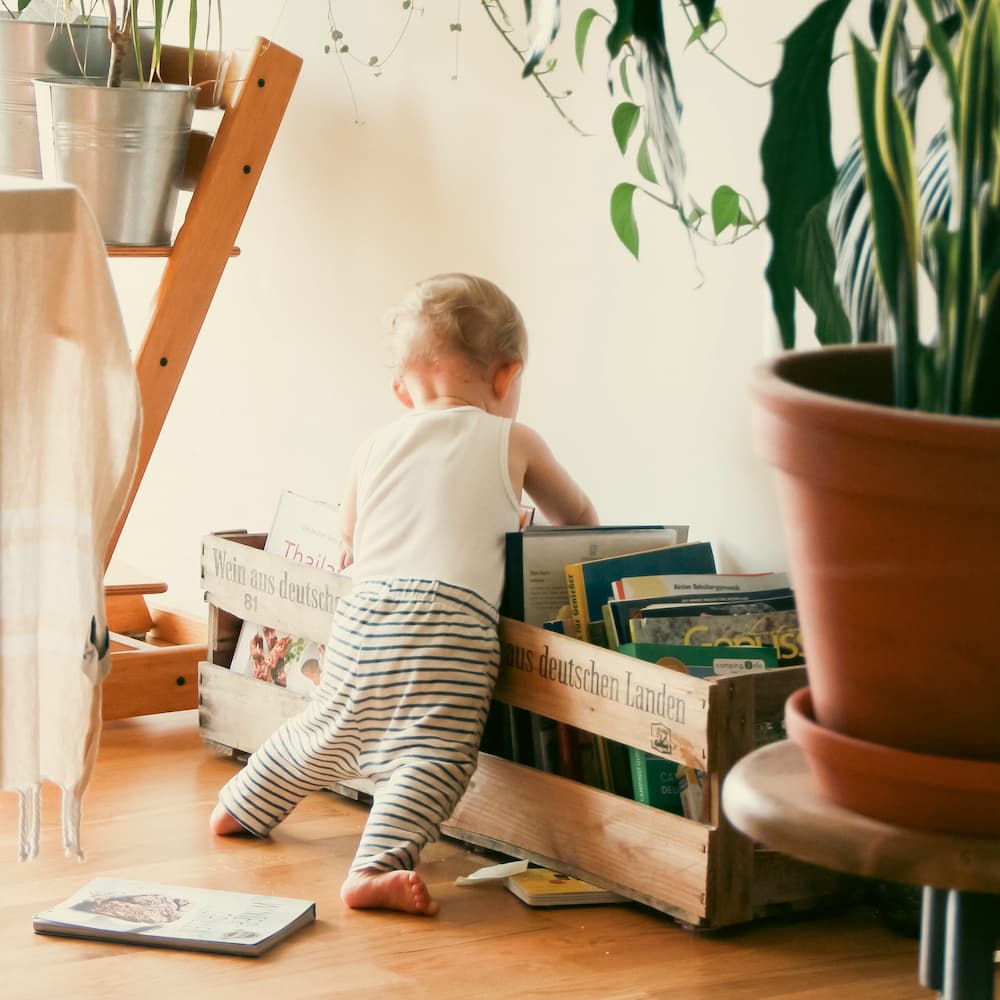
33, 77, 198, 246
0, 15, 151, 178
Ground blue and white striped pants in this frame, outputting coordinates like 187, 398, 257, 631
218, 578, 500, 873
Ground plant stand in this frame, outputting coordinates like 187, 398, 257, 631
723, 740, 1000, 999
101, 38, 302, 720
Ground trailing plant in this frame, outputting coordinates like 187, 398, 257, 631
572, 3, 763, 257
523, 0, 1000, 417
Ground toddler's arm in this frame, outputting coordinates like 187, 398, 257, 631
509, 422, 599, 527
337, 455, 360, 572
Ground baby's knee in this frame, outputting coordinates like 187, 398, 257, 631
210, 802, 246, 836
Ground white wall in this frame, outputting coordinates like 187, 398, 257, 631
110, 1, 835, 619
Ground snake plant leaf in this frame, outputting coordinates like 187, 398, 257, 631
762, 0, 851, 349
950, 0, 997, 413
523, 0, 561, 76
828, 139, 885, 343
611, 182, 640, 258
691, 0, 717, 31
854, 14, 922, 408
912, 0, 959, 107
972, 197, 1000, 415
870, 0, 889, 46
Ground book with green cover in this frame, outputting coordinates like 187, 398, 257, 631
620, 641, 780, 821
565, 540, 716, 642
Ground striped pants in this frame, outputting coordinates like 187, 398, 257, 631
218, 578, 500, 873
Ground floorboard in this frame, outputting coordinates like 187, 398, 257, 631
0, 710, 948, 999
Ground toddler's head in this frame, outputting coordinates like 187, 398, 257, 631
388, 273, 527, 378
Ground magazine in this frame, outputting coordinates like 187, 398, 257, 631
33, 878, 316, 957
230, 490, 346, 693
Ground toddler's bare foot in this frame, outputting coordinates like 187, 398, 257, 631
210, 802, 252, 836
341, 868, 439, 916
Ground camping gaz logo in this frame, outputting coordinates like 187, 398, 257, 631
650, 723, 673, 755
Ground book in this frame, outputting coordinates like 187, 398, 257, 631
605, 587, 795, 648
614, 571, 791, 601
230, 490, 345, 693
32, 878, 316, 957
628, 602, 803, 665
565, 540, 717, 642
504, 867, 626, 907
500, 524, 688, 627
619, 642, 780, 822
616, 642, 780, 676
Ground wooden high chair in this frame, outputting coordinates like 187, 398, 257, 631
102, 38, 302, 721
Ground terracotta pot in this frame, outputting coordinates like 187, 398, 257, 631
751, 344, 1000, 762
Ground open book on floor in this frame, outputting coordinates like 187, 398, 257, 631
33, 878, 316, 957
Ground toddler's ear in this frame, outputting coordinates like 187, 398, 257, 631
493, 361, 523, 400
393, 378, 415, 409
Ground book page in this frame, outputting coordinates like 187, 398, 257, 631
34, 878, 315, 949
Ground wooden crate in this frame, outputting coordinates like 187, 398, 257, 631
198, 531, 854, 928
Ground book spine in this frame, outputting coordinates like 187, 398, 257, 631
564, 562, 589, 642
628, 747, 652, 805
499, 533, 524, 620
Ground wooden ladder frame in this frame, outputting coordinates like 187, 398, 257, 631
101, 38, 303, 721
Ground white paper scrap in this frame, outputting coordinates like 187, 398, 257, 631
455, 859, 530, 886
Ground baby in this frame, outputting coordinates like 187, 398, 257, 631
211, 273, 598, 915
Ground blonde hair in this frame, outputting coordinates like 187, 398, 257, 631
388, 273, 527, 376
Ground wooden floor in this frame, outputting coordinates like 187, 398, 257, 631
0, 710, 943, 999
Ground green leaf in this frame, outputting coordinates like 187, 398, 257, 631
575, 8, 602, 69
796, 198, 853, 344
853, 28, 920, 407
686, 25, 708, 50
692, 0, 718, 31
618, 56, 633, 99
762, 0, 851, 348
611, 102, 641, 155
710, 184, 741, 235
606, 0, 635, 59
911, 0, 959, 108
636, 134, 657, 183
687, 198, 706, 228
611, 182, 640, 258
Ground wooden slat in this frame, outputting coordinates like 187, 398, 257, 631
105, 245, 240, 258
105, 39, 303, 566
199, 661, 308, 752
103, 642, 204, 720
200, 533, 351, 646
495, 618, 713, 770
443, 753, 712, 924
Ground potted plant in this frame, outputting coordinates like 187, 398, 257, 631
522, 0, 1000, 835
0, 0, 152, 178
30, 0, 222, 246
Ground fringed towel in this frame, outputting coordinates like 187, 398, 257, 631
0, 177, 141, 860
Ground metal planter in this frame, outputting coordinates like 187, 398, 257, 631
33, 77, 198, 246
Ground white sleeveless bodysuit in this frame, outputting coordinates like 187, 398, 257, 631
350, 406, 522, 607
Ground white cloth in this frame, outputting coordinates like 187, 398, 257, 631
0, 176, 141, 860
351, 407, 522, 608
